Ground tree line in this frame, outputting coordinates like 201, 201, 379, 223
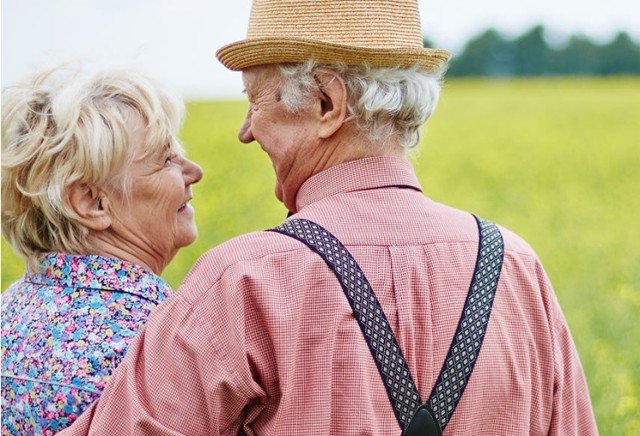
426, 25, 640, 77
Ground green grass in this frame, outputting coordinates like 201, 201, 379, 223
2, 77, 638, 434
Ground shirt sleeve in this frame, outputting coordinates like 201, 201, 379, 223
547, 284, 599, 435
58, 279, 254, 436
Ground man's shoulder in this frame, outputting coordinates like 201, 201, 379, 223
431, 202, 543, 263
208, 228, 306, 262
491, 223, 535, 256
178, 228, 312, 294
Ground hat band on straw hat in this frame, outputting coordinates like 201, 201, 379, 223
216, 0, 451, 72
217, 38, 451, 72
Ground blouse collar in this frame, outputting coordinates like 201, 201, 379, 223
25, 252, 172, 302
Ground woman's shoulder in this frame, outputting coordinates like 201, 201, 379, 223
1, 253, 165, 392
1, 258, 158, 434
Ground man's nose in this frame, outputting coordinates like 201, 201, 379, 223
238, 112, 254, 143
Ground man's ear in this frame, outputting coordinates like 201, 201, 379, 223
314, 69, 348, 139
66, 183, 111, 231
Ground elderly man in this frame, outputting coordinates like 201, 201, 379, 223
61, 0, 597, 435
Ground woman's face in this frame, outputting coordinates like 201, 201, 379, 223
105, 116, 203, 273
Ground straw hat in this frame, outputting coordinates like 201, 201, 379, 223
216, 0, 451, 72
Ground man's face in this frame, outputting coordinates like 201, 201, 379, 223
239, 65, 321, 211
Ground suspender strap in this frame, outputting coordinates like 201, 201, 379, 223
269, 215, 504, 434
426, 216, 504, 430
270, 218, 423, 428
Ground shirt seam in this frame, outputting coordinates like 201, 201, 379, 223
260, 239, 537, 260
1, 373, 102, 395
17, 280, 169, 304
185, 288, 257, 401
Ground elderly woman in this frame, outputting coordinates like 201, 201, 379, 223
0, 66, 203, 434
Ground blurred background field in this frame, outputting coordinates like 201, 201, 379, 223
2, 77, 639, 433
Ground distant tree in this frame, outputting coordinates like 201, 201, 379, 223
423, 36, 435, 48
598, 32, 640, 74
554, 35, 602, 75
448, 29, 514, 76
512, 25, 552, 75
443, 25, 640, 77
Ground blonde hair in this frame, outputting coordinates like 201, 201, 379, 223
1, 65, 185, 262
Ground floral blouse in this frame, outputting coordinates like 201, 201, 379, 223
1, 253, 172, 435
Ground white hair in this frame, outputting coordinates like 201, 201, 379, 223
277, 61, 445, 149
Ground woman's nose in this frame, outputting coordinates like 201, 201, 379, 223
184, 158, 203, 185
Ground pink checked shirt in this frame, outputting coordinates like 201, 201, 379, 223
61, 156, 597, 435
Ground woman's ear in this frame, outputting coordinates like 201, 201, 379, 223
66, 183, 111, 231
314, 69, 348, 139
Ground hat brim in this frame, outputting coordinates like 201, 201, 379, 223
216, 38, 451, 72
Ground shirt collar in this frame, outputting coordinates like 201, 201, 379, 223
295, 156, 422, 212
25, 252, 172, 302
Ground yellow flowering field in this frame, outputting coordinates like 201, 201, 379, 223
2, 77, 638, 434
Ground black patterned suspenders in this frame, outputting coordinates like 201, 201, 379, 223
269, 215, 504, 435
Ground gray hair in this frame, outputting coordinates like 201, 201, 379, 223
1, 65, 185, 262
277, 61, 444, 149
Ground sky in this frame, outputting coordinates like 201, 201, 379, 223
2, 0, 639, 100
